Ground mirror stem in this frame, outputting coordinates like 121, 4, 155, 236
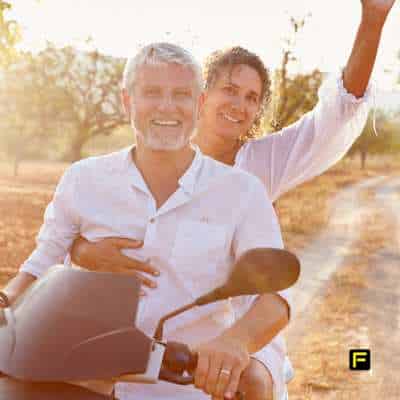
154, 301, 196, 341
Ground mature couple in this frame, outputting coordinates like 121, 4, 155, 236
1, 1, 396, 399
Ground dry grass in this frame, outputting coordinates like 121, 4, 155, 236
0, 160, 69, 187
287, 195, 397, 399
275, 154, 400, 251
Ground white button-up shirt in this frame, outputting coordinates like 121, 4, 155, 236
20, 145, 285, 400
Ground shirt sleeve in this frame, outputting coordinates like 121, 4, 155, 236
235, 70, 374, 202
19, 163, 81, 277
230, 176, 293, 321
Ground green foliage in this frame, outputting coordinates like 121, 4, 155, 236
264, 15, 322, 133
0, 43, 127, 166
0, 52, 73, 173
36, 43, 127, 161
268, 67, 322, 131
348, 110, 400, 168
0, 1, 20, 67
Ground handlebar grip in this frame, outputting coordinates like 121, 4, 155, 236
159, 341, 194, 385
159, 342, 245, 399
187, 351, 197, 374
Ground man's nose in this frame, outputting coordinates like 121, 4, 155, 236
157, 95, 176, 112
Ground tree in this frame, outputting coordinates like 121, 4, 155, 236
266, 16, 323, 132
38, 43, 127, 161
348, 110, 400, 169
0, 0, 20, 67
0, 52, 71, 175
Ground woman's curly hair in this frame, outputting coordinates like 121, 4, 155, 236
203, 46, 271, 141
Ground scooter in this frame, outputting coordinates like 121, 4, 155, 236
0, 247, 300, 399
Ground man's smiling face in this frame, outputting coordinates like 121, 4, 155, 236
126, 62, 199, 151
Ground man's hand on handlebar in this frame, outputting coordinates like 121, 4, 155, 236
70, 236, 160, 294
194, 335, 250, 400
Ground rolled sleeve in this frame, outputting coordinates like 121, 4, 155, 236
235, 69, 374, 202
20, 163, 81, 277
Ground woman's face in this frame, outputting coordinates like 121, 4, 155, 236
199, 64, 263, 141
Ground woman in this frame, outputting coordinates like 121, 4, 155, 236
50, 2, 398, 399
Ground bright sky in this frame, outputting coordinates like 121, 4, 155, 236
9, 0, 400, 97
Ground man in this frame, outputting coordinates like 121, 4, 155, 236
2, 43, 289, 400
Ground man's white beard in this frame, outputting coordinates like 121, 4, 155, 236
131, 117, 194, 151
135, 126, 191, 151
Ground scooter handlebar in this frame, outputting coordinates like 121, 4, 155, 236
159, 341, 244, 400
158, 341, 197, 385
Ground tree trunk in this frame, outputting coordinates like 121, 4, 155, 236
13, 135, 24, 177
360, 149, 367, 170
13, 156, 20, 177
65, 131, 88, 162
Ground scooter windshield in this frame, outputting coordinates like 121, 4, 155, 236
0, 266, 153, 381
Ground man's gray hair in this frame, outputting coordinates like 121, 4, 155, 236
122, 42, 203, 94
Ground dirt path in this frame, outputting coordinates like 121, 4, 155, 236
287, 176, 386, 321
354, 178, 400, 399
286, 176, 400, 399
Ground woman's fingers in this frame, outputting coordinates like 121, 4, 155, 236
70, 236, 161, 290
108, 237, 144, 249
116, 253, 160, 277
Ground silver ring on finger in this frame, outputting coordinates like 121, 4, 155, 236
219, 368, 231, 377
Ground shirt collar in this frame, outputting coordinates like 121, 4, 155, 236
118, 144, 204, 197
178, 144, 203, 196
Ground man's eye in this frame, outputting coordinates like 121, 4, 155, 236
145, 89, 160, 96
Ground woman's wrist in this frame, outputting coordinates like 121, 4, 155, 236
361, 9, 389, 30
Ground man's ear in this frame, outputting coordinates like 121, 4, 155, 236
121, 89, 131, 119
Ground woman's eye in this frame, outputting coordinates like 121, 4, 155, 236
223, 86, 235, 95
175, 91, 190, 98
248, 95, 258, 104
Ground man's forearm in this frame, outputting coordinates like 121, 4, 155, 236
343, 8, 389, 98
221, 293, 289, 354
2, 271, 37, 305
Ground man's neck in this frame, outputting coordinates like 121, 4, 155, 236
132, 144, 196, 208
133, 144, 195, 180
